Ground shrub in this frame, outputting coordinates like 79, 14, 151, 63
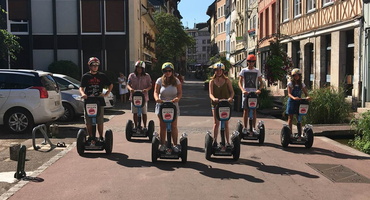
258, 89, 273, 109
305, 86, 351, 124
48, 60, 80, 80
349, 111, 370, 154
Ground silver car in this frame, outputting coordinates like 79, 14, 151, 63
53, 74, 116, 122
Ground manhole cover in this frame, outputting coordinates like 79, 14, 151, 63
307, 163, 370, 183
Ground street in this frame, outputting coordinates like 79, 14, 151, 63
1, 78, 370, 200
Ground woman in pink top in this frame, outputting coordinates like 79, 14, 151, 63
127, 60, 152, 130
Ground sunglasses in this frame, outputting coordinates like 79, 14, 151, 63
163, 70, 172, 73
247, 60, 255, 63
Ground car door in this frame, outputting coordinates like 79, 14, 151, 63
0, 73, 10, 118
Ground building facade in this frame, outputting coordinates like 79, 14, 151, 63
1, 0, 181, 78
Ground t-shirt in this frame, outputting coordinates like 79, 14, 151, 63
80, 72, 111, 96
155, 77, 181, 100
239, 67, 262, 92
127, 73, 152, 101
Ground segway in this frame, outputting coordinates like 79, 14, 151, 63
205, 100, 240, 160
152, 101, 188, 163
237, 92, 265, 144
281, 99, 314, 148
77, 96, 113, 156
126, 90, 154, 141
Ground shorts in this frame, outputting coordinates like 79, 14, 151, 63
131, 103, 148, 114
84, 107, 104, 125
286, 100, 299, 115
155, 102, 180, 117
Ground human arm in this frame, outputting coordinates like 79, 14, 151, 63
142, 75, 152, 93
287, 85, 300, 101
154, 83, 162, 103
302, 87, 311, 100
238, 75, 247, 95
173, 81, 182, 103
227, 79, 235, 103
79, 87, 87, 99
209, 80, 218, 102
256, 76, 263, 95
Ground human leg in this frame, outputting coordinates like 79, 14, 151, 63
171, 118, 178, 146
212, 109, 220, 144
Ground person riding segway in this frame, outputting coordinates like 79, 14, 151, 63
152, 62, 187, 163
205, 62, 240, 160
125, 90, 154, 141
281, 68, 313, 148
77, 57, 114, 155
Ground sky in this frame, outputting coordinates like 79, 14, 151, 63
178, 0, 214, 29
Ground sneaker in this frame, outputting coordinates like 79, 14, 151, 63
212, 142, 218, 148
173, 145, 181, 153
99, 136, 104, 142
87, 136, 95, 142
143, 127, 148, 132
293, 134, 300, 139
242, 128, 248, 134
159, 144, 167, 151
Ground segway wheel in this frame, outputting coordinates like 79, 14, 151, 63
151, 137, 160, 163
125, 120, 133, 141
305, 129, 314, 148
205, 133, 213, 160
258, 124, 265, 145
180, 137, 188, 163
104, 129, 113, 154
236, 121, 243, 141
77, 129, 86, 156
232, 134, 240, 161
148, 120, 155, 141
281, 126, 291, 147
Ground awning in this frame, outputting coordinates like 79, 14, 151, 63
233, 58, 246, 68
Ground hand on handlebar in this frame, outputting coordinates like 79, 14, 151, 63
255, 89, 261, 95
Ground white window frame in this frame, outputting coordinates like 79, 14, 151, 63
282, 0, 289, 22
307, 0, 316, 12
294, 0, 302, 18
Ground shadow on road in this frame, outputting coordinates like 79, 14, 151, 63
238, 158, 320, 179
92, 151, 265, 183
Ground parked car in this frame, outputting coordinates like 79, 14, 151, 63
0, 69, 64, 133
53, 74, 116, 122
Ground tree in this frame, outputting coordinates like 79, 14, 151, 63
154, 12, 194, 72
263, 39, 293, 85
0, 7, 21, 64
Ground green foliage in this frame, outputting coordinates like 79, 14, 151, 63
264, 39, 293, 85
0, 7, 21, 62
231, 78, 241, 96
258, 89, 273, 109
349, 111, 370, 154
305, 87, 351, 124
48, 60, 80, 80
154, 12, 195, 68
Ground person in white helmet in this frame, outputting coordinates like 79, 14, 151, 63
127, 60, 152, 131
79, 57, 113, 142
286, 68, 311, 135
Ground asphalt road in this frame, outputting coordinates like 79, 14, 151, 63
1, 78, 370, 200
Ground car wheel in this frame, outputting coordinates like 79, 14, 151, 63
58, 103, 75, 122
5, 108, 34, 134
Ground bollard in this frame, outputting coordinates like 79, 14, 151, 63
49, 123, 59, 138
14, 145, 27, 179
9, 143, 21, 161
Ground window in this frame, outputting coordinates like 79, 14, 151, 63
294, 0, 302, 17
307, 0, 316, 12
105, 0, 125, 33
81, 0, 101, 33
282, 0, 289, 21
323, 0, 334, 6
8, 0, 29, 33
